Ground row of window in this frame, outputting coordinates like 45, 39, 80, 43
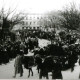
22, 26, 40, 30
24, 16, 48, 20
22, 21, 38, 25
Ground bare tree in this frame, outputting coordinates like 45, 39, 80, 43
60, 3, 80, 30
48, 11, 63, 30
38, 11, 63, 32
38, 16, 51, 28
0, 7, 25, 40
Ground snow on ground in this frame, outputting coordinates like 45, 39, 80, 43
38, 39, 51, 48
0, 59, 80, 79
62, 61, 80, 80
0, 39, 80, 79
0, 59, 38, 79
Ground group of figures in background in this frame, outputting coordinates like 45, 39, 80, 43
0, 29, 80, 79
0, 36, 38, 64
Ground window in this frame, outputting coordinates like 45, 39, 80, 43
22, 21, 24, 25
30, 27, 32, 29
37, 17, 39, 19
33, 27, 35, 29
34, 22, 35, 24
26, 27, 28, 29
37, 27, 39, 29
26, 22, 28, 25
30, 17, 32, 20
30, 22, 31, 25
22, 27, 24, 30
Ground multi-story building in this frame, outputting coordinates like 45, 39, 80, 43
13, 12, 62, 41
13, 12, 61, 32
21, 13, 49, 30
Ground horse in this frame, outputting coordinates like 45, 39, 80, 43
22, 56, 35, 78
34, 54, 42, 73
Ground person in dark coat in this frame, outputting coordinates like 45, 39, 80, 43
2, 46, 9, 64
52, 60, 63, 79
39, 61, 49, 79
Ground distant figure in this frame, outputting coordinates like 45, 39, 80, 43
20, 42, 25, 52
13, 54, 23, 78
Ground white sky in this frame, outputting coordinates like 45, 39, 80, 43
0, 0, 80, 14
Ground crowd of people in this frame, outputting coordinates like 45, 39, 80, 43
20, 30, 55, 41
0, 29, 80, 79
12, 30, 80, 79
0, 36, 38, 65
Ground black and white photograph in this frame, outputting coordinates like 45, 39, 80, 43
0, 0, 80, 79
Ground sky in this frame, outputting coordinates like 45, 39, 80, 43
0, 0, 80, 14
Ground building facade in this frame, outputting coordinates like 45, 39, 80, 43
21, 13, 49, 30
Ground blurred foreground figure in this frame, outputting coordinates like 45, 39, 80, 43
13, 53, 23, 78
52, 60, 63, 79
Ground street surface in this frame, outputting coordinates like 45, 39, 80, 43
0, 39, 80, 79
